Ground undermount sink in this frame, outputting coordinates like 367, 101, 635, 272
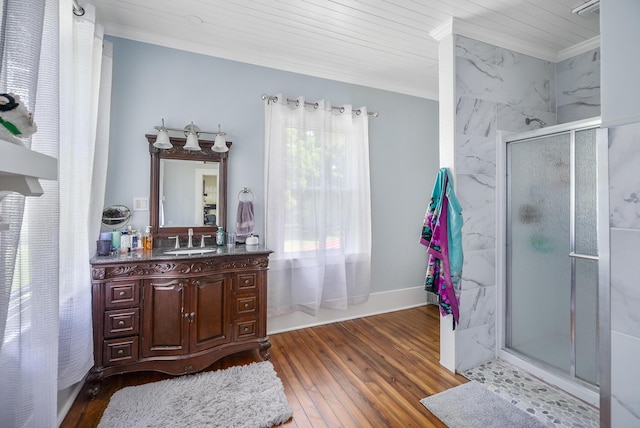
164, 248, 218, 255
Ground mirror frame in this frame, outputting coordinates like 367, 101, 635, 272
146, 133, 231, 240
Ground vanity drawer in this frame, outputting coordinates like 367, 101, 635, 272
103, 337, 139, 366
234, 319, 258, 340
104, 308, 139, 338
105, 281, 140, 309
235, 295, 257, 316
235, 273, 257, 292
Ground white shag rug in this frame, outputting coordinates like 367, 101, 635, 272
98, 361, 293, 428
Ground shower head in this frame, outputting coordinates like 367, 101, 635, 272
525, 117, 546, 127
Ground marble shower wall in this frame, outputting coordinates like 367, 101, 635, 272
608, 123, 640, 427
451, 36, 601, 372
453, 36, 553, 369
556, 48, 601, 124
454, 35, 556, 371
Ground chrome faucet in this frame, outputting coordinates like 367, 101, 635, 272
187, 228, 194, 248
200, 234, 211, 247
169, 235, 180, 249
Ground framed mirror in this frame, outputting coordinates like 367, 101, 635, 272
146, 134, 231, 240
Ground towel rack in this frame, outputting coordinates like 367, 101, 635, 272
238, 187, 254, 202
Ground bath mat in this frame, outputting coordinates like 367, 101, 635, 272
421, 380, 548, 428
98, 361, 292, 428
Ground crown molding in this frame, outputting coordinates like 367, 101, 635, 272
103, 23, 440, 100
451, 18, 558, 62
556, 35, 601, 62
429, 18, 454, 42
430, 17, 599, 63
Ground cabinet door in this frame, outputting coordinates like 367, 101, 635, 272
142, 278, 189, 357
190, 274, 232, 352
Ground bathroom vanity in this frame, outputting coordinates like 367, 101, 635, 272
88, 246, 272, 392
87, 130, 272, 394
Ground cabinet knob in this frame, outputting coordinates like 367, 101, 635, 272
244, 279, 250, 284
119, 291, 126, 296
118, 320, 125, 326
244, 303, 250, 309
117, 350, 124, 355
244, 327, 249, 332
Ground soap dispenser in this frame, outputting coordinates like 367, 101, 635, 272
216, 226, 225, 246
143, 226, 153, 251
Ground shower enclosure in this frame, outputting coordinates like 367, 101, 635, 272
498, 118, 608, 407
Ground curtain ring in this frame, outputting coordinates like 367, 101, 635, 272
314, 103, 319, 109
339, 107, 345, 113
355, 109, 361, 116
295, 100, 300, 107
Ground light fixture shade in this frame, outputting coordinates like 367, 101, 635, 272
153, 129, 173, 149
212, 125, 228, 152
184, 131, 201, 151
212, 133, 228, 152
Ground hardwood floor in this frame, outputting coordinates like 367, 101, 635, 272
61, 304, 468, 427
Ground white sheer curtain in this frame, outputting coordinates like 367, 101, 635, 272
264, 94, 372, 316
0, 0, 111, 425
58, 3, 112, 390
0, 0, 60, 426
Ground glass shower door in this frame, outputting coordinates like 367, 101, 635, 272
506, 127, 598, 386
572, 128, 598, 385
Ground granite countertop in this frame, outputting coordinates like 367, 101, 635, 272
90, 244, 273, 265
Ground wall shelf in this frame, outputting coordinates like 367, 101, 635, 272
0, 139, 58, 230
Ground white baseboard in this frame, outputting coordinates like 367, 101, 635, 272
57, 378, 85, 427
267, 286, 430, 334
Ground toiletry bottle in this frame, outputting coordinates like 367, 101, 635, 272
120, 231, 130, 253
127, 226, 134, 252
143, 226, 153, 251
131, 229, 138, 251
216, 226, 225, 246
135, 229, 143, 251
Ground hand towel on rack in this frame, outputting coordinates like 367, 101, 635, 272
236, 200, 255, 242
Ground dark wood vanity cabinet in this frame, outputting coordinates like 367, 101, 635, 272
89, 250, 271, 389
141, 274, 231, 358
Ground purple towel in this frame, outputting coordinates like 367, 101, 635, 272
236, 200, 254, 242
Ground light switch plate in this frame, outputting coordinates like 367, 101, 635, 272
133, 197, 149, 211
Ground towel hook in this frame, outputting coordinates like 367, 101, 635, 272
238, 187, 254, 202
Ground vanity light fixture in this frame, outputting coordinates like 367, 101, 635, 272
212, 124, 228, 153
153, 119, 173, 149
153, 119, 228, 152
183, 122, 201, 151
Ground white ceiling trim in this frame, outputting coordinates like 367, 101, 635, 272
430, 18, 600, 64
102, 23, 440, 100
429, 18, 454, 42
451, 18, 558, 62
556, 35, 600, 62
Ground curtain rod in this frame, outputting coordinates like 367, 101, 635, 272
261, 94, 379, 117
73, 0, 85, 16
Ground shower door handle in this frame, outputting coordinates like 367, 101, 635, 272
568, 252, 599, 261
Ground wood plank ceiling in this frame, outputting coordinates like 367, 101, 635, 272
90, 0, 600, 100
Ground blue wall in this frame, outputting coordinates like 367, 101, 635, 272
105, 36, 439, 294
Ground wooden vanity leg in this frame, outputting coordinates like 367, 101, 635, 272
258, 337, 272, 361
85, 368, 104, 398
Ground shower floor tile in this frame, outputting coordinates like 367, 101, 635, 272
463, 359, 599, 428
